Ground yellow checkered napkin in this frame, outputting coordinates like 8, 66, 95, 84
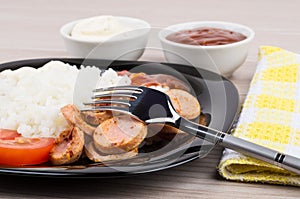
218, 46, 300, 186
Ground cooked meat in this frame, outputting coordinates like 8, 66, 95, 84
157, 124, 187, 140
199, 113, 207, 126
61, 104, 96, 136
85, 142, 138, 162
49, 127, 84, 165
129, 72, 156, 86
166, 89, 201, 120
146, 123, 190, 141
118, 71, 190, 92
93, 115, 147, 154
80, 111, 112, 126
150, 74, 190, 91
117, 70, 131, 76
148, 114, 207, 142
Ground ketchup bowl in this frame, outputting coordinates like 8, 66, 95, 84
159, 21, 255, 77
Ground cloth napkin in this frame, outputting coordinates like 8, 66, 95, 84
218, 46, 300, 186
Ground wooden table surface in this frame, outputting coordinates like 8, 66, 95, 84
0, 0, 299, 198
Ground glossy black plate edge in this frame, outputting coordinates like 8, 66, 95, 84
0, 58, 240, 178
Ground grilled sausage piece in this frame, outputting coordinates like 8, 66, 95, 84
148, 113, 207, 142
85, 142, 138, 163
49, 127, 84, 165
118, 72, 190, 92
61, 104, 96, 136
166, 89, 201, 120
150, 74, 190, 92
80, 111, 113, 126
93, 115, 147, 154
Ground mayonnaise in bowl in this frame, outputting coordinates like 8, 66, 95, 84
60, 15, 151, 60
71, 16, 132, 42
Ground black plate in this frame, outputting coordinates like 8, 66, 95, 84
0, 58, 239, 177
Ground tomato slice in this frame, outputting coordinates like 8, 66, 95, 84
0, 137, 55, 166
0, 129, 21, 140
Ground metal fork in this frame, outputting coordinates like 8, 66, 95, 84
82, 85, 300, 175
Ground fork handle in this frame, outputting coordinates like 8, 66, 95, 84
178, 117, 300, 175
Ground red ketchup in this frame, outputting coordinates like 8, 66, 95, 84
166, 27, 247, 46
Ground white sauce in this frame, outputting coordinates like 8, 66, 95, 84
71, 16, 132, 42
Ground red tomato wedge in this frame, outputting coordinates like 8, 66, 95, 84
0, 137, 55, 166
0, 129, 21, 140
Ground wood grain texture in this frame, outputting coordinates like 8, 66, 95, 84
0, 0, 300, 198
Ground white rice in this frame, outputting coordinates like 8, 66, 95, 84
0, 60, 131, 138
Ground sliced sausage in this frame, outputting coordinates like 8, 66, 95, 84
85, 142, 138, 163
61, 104, 96, 136
166, 89, 201, 120
199, 113, 207, 126
93, 115, 147, 154
49, 127, 84, 165
117, 70, 131, 76
119, 72, 190, 92
157, 125, 187, 140
80, 110, 112, 126
146, 123, 191, 142
148, 113, 207, 143
129, 72, 156, 86
150, 74, 190, 92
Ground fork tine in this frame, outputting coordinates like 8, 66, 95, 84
93, 89, 142, 95
83, 99, 131, 107
93, 86, 143, 92
81, 106, 129, 113
92, 93, 137, 100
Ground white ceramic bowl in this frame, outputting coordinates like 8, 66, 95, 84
60, 16, 151, 60
159, 21, 255, 77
